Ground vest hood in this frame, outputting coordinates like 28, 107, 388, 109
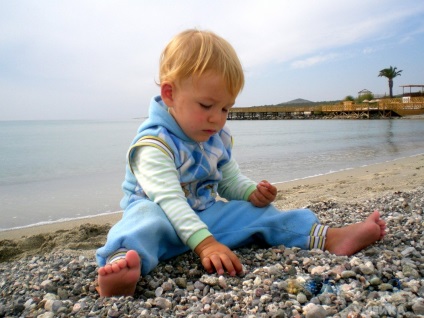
138, 96, 192, 142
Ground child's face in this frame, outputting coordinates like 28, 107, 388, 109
164, 71, 235, 142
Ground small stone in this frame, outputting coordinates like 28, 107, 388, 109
155, 287, 163, 297
287, 265, 297, 276
40, 280, 55, 291
379, 283, 393, 291
296, 292, 307, 304
162, 281, 173, 291
37, 313, 55, 318
194, 280, 206, 290
412, 299, 424, 315
51, 300, 63, 313
107, 309, 121, 318
57, 287, 68, 300
199, 275, 219, 286
72, 302, 83, 314
385, 303, 397, 316
310, 266, 327, 275
303, 303, 327, 318
341, 270, 356, 279
369, 276, 382, 286
401, 246, 416, 256
218, 275, 227, 289
402, 264, 420, 278
253, 276, 262, 286
255, 288, 265, 297
260, 294, 272, 303
43, 293, 58, 301
359, 261, 375, 275
154, 297, 172, 310
175, 277, 187, 288
266, 264, 283, 275
164, 265, 173, 273
303, 257, 312, 266
201, 295, 212, 304
24, 298, 34, 309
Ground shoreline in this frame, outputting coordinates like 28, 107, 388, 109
1, 154, 423, 316
1, 153, 423, 243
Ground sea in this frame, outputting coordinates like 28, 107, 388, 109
1, 118, 424, 231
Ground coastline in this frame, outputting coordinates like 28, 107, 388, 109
1, 153, 423, 250
1, 154, 423, 316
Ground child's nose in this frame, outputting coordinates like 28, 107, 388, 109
208, 110, 221, 123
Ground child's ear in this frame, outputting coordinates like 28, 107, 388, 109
161, 82, 174, 107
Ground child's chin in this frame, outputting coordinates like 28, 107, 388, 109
194, 135, 212, 142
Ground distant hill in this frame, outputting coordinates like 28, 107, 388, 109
249, 98, 342, 108
279, 98, 314, 105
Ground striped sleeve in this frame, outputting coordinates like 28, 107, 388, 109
128, 136, 174, 174
218, 157, 257, 201
131, 145, 212, 249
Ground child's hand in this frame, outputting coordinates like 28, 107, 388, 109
194, 236, 243, 276
248, 180, 277, 207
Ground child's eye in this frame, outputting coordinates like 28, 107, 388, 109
200, 103, 212, 109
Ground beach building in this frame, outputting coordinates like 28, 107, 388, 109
400, 84, 424, 97
358, 89, 372, 97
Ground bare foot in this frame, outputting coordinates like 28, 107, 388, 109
97, 250, 141, 297
325, 210, 386, 256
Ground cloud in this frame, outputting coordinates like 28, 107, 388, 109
291, 53, 340, 69
227, 1, 423, 66
362, 47, 378, 55
1, 0, 424, 119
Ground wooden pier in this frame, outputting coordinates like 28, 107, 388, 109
228, 97, 424, 120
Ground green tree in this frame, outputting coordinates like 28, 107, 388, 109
378, 66, 402, 98
357, 92, 374, 103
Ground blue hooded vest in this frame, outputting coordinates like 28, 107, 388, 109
120, 96, 233, 212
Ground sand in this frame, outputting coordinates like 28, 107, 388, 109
1, 154, 423, 262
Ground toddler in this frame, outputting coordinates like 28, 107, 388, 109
96, 29, 386, 297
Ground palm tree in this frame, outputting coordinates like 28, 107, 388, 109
378, 66, 402, 98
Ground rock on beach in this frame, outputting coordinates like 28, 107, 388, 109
0, 186, 423, 317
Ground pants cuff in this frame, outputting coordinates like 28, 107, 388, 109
308, 224, 329, 250
106, 248, 129, 264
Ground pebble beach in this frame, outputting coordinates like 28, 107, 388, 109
1, 155, 424, 317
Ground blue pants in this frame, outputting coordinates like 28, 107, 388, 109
96, 200, 319, 276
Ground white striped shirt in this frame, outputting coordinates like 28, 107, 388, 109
132, 145, 256, 250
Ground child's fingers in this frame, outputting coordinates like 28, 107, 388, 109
207, 254, 224, 275
259, 181, 277, 195
201, 257, 215, 274
256, 185, 275, 201
229, 252, 243, 275
218, 254, 236, 276
201, 252, 242, 276
269, 184, 277, 195
258, 180, 271, 188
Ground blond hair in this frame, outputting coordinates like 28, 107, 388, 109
159, 29, 244, 97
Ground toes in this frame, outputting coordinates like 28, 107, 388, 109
126, 250, 141, 269
368, 210, 380, 222
98, 267, 107, 276
115, 259, 128, 270
98, 264, 115, 275
98, 251, 140, 280
111, 262, 122, 273
104, 264, 114, 274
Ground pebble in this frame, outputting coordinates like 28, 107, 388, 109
0, 187, 423, 317
303, 303, 327, 318
359, 261, 375, 275
412, 298, 424, 315
341, 270, 356, 279
296, 292, 307, 304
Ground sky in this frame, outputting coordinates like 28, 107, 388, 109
1, 0, 424, 120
